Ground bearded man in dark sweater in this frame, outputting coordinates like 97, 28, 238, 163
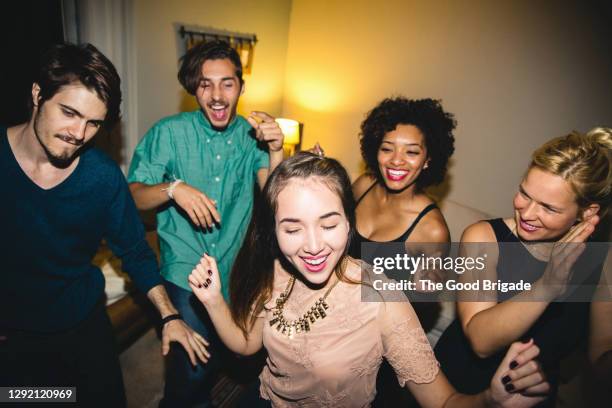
0, 43, 209, 407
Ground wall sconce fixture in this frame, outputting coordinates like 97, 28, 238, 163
275, 118, 301, 157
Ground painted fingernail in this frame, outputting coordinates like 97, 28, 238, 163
501, 375, 511, 384
198, 284, 202, 288
509, 360, 518, 369
208, 270, 213, 276
206, 278, 211, 284
505, 383, 515, 392
203, 283, 209, 288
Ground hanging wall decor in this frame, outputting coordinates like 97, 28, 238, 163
178, 25, 258, 74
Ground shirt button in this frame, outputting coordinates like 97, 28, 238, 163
215, 176, 220, 182
227, 140, 232, 145
207, 139, 210, 143
211, 243, 216, 248
216, 154, 221, 160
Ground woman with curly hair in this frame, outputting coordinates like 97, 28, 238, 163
434, 128, 612, 407
187, 152, 549, 407
348, 96, 455, 270
348, 97, 457, 406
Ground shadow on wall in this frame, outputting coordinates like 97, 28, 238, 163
179, 90, 200, 113
95, 124, 125, 167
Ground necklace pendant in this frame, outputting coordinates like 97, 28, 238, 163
321, 300, 329, 310
318, 306, 327, 319
269, 317, 279, 327
312, 307, 320, 319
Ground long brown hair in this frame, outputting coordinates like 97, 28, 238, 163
229, 152, 356, 338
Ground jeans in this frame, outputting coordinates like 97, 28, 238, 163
159, 279, 222, 408
0, 298, 126, 407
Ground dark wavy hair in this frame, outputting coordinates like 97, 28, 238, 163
229, 152, 356, 338
30, 43, 122, 128
360, 97, 456, 189
178, 40, 244, 95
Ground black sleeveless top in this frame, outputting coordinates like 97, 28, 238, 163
434, 218, 603, 405
347, 182, 438, 262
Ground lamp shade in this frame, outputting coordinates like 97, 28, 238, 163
275, 118, 300, 145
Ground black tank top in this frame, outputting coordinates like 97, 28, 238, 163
434, 218, 603, 405
347, 182, 438, 262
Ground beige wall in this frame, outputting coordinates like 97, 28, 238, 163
132, 0, 292, 142
281, 0, 612, 216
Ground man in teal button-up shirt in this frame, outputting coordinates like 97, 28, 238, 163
128, 40, 284, 407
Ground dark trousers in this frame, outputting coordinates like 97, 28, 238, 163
160, 279, 223, 408
0, 299, 126, 407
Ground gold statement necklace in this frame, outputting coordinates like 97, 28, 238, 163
269, 275, 339, 339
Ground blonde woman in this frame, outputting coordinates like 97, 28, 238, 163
435, 128, 611, 406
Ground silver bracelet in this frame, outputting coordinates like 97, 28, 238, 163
163, 179, 183, 200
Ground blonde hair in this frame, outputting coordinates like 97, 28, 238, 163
531, 127, 612, 215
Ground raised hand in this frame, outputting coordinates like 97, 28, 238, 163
188, 253, 223, 307
247, 111, 284, 153
488, 339, 549, 407
540, 216, 599, 297
172, 182, 221, 229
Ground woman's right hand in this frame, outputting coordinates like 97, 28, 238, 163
539, 216, 598, 298
188, 253, 223, 307
488, 339, 549, 407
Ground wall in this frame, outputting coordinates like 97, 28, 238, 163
281, 0, 612, 216
132, 0, 292, 151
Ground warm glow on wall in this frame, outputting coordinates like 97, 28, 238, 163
285, 77, 342, 112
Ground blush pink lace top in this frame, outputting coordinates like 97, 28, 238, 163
258, 259, 440, 407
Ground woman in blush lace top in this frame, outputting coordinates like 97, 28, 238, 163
188, 153, 550, 407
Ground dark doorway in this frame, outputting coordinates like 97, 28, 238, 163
0, 0, 65, 126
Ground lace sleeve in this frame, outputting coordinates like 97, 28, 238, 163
378, 301, 440, 386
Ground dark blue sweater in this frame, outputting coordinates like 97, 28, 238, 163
1, 127, 161, 332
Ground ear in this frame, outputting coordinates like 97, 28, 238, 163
580, 204, 600, 221
239, 81, 245, 96
423, 159, 430, 169
31, 83, 41, 107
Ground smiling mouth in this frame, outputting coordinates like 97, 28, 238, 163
209, 104, 229, 122
300, 254, 329, 272
385, 168, 409, 181
519, 218, 541, 232
55, 134, 82, 146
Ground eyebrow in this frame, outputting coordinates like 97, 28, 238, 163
279, 211, 342, 224
519, 185, 561, 211
201, 76, 237, 82
381, 140, 422, 147
59, 104, 104, 125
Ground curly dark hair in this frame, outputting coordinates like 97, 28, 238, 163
360, 97, 456, 189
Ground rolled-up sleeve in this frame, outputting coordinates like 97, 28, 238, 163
128, 123, 173, 185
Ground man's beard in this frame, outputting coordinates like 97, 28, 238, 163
33, 112, 84, 169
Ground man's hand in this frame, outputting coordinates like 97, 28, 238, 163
172, 182, 221, 229
162, 319, 211, 366
247, 111, 284, 152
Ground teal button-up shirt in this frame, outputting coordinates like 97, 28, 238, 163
128, 110, 269, 299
